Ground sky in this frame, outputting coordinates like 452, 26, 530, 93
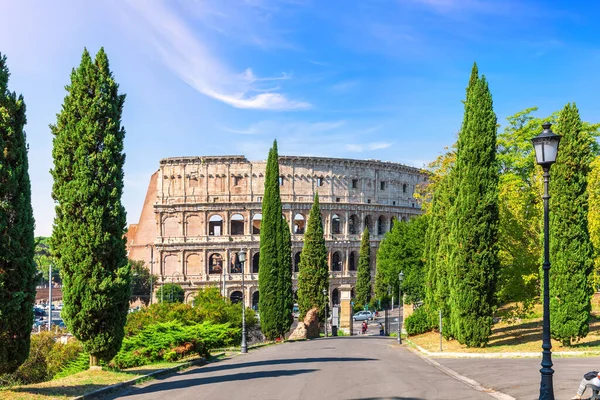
0, 0, 599, 237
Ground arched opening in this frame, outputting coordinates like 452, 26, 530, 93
230, 214, 245, 235
209, 215, 223, 236
331, 251, 342, 271
252, 213, 262, 234
378, 215, 386, 235
230, 252, 242, 273
349, 251, 357, 271
364, 215, 372, 232
230, 290, 243, 304
208, 253, 223, 274
331, 214, 341, 234
332, 288, 340, 306
293, 214, 305, 234
294, 251, 301, 273
252, 252, 260, 273
252, 291, 259, 311
348, 214, 359, 234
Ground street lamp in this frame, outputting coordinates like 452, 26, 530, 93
398, 271, 404, 344
531, 122, 561, 400
238, 250, 248, 354
322, 288, 328, 338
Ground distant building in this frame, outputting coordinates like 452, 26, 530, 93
126, 155, 427, 308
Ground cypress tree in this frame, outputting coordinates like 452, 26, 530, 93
0, 54, 37, 374
448, 63, 499, 347
297, 193, 329, 320
355, 227, 372, 306
258, 141, 292, 339
50, 48, 130, 366
549, 103, 595, 345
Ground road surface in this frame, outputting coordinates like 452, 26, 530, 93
108, 336, 495, 400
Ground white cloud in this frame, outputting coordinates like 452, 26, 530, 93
346, 142, 393, 152
123, 1, 310, 110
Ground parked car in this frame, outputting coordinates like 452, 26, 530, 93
353, 311, 374, 321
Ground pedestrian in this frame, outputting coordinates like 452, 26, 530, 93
571, 370, 600, 399
361, 320, 367, 335
379, 323, 384, 336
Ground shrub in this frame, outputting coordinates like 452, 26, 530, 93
157, 284, 185, 304
405, 307, 433, 336
111, 320, 238, 369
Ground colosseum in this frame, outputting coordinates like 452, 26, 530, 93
126, 155, 428, 308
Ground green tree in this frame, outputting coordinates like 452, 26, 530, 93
589, 156, 600, 290
50, 48, 131, 367
258, 141, 292, 339
297, 193, 329, 320
355, 228, 372, 306
157, 283, 184, 304
0, 53, 37, 374
130, 260, 158, 306
549, 103, 595, 346
447, 63, 499, 347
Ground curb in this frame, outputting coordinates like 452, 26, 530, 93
74, 352, 225, 400
405, 344, 516, 400
405, 338, 600, 358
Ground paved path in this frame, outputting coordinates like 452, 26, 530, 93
107, 336, 495, 400
436, 356, 600, 400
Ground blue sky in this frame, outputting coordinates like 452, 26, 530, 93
1, 0, 599, 236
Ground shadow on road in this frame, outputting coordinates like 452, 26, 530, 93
176, 356, 377, 376
350, 397, 425, 400
108, 369, 318, 398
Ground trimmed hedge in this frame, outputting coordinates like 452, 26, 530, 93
405, 307, 433, 336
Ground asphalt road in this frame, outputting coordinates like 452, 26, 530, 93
107, 336, 494, 400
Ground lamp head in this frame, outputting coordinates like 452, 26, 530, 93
322, 288, 327, 296
238, 250, 246, 263
531, 123, 561, 169
398, 271, 404, 282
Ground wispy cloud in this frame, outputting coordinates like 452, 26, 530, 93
345, 142, 393, 152
123, 1, 310, 110
330, 80, 358, 94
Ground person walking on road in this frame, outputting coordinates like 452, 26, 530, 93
571, 370, 600, 399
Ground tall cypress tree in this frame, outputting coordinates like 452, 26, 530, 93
50, 48, 130, 366
297, 193, 329, 320
0, 54, 37, 374
258, 141, 292, 339
448, 63, 499, 347
355, 227, 372, 306
549, 103, 595, 345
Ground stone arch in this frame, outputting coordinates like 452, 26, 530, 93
349, 251, 357, 271
163, 216, 179, 237
230, 290, 243, 304
186, 215, 202, 237
377, 215, 386, 235
185, 291, 195, 304
294, 251, 301, 273
252, 291, 259, 310
252, 252, 260, 273
348, 214, 359, 234
332, 288, 340, 306
163, 254, 178, 276
230, 213, 245, 235
331, 214, 341, 235
331, 251, 342, 271
230, 252, 242, 273
252, 213, 262, 234
208, 253, 223, 274
293, 213, 305, 234
364, 215, 373, 232
186, 253, 202, 276
208, 214, 223, 236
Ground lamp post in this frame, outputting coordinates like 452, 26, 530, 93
322, 288, 328, 338
146, 244, 154, 305
238, 250, 248, 354
531, 123, 561, 400
398, 271, 404, 344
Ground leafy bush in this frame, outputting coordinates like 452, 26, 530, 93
111, 320, 238, 369
0, 331, 83, 386
405, 307, 433, 336
54, 351, 89, 379
157, 283, 185, 304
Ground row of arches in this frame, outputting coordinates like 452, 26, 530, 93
165, 212, 404, 238
228, 287, 352, 307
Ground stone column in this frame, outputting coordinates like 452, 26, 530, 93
339, 284, 353, 335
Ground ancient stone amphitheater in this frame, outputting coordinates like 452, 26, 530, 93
126, 155, 427, 307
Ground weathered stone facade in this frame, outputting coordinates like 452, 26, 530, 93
127, 155, 427, 308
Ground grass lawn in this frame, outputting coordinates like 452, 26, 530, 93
0, 362, 185, 400
409, 299, 600, 354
